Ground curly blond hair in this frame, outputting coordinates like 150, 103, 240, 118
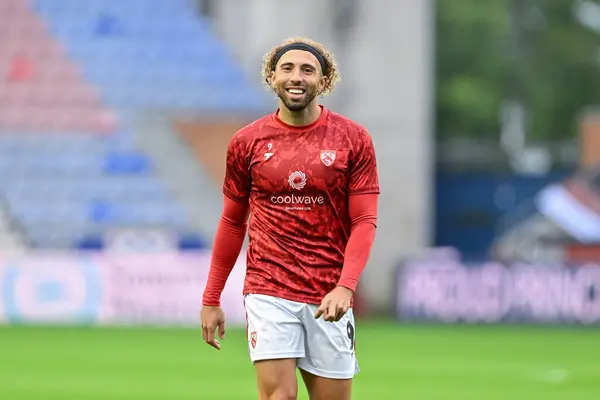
261, 37, 341, 96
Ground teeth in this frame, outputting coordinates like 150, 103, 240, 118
288, 89, 304, 94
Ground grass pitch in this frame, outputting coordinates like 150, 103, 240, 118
1, 320, 599, 399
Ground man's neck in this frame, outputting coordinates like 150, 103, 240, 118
278, 103, 322, 127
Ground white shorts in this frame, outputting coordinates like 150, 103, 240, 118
243, 293, 359, 380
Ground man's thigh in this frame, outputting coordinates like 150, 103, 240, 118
255, 359, 299, 400
299, 368, 352, 400
244, 294, 305, 361
297, 306, 359, 380
244, 294, 305, 399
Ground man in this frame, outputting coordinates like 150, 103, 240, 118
201, 37, 379, 400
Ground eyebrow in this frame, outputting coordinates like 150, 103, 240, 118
279, 62, 317, 70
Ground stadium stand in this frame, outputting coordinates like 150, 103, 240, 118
0, 0, 263, 249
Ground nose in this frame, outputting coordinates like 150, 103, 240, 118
289, 68, 303, 83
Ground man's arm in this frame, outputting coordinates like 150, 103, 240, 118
337, 193, 378, 292
314, 193, 378, 321
202, 132, 251, 307
338, 127, 379, 291
202, 196, 249, 306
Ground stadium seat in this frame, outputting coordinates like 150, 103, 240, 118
0, 131, 188, 247
103, 151, 153, 175
0, 0, 271, 249
34, 0, 267, 111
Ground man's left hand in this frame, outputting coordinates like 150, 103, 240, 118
314, 286, 354, 322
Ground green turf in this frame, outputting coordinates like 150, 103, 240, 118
0, 321, 599, 399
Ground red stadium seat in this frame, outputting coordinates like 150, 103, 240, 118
6, 57, 34, 81
0, 1, 114, 133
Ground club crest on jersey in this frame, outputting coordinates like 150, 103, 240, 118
320, 150, 336, 167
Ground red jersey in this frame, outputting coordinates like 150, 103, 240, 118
223, 106, 379, 304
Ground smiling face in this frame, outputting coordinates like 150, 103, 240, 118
270, 49, 328, 112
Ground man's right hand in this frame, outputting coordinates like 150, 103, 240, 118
201, 305, 226, 350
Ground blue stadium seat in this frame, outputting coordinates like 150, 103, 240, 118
87, 200, 185, 225
103, 151, 153, 175
178, 232, 207, 250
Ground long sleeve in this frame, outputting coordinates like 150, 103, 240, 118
202, 196, 250, 306
337, 193, 378, 292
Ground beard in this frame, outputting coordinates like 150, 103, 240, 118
275, 85, 318, 111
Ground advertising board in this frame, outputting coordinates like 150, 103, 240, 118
396, 260, 600, 325
0, 251, 247, 326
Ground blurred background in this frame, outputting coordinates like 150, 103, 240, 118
0, 0, 599, 398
